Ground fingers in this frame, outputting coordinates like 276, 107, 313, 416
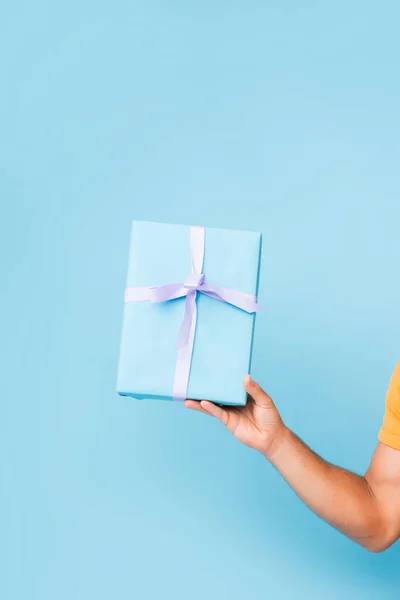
184, 400, 209, 415
184, 399, 229, 426
244, 375, 273, 408
199, 401, 229, 426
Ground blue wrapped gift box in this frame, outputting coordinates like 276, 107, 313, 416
117, 220, 262, 405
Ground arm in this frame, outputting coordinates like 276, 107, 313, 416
185, 376, 400, 552
268, 428, 400, 552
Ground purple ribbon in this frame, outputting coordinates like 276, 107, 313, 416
124, 225, 262, 400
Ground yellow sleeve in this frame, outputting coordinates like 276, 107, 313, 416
378, 361, 400, 450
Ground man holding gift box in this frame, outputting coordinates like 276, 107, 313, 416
118, 220, 400, 553
185, 365, 400, 553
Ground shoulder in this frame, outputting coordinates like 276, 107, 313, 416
379, 361, 400, 450
378, 361, 400, 450
387, 361, 400, 406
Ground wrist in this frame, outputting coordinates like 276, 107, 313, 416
262, 422, 291, 461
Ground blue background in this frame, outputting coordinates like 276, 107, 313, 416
1, 1, 399, 598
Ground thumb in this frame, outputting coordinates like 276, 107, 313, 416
244, 375, 274, 408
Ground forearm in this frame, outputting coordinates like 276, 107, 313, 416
266, 427, 386, 551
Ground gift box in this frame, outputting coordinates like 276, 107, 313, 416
117, 220, 262, 405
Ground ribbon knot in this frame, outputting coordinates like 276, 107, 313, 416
124, 225, 261, 400
184, 273, 205, 289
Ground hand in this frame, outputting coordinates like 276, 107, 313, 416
184, 375, 287, 457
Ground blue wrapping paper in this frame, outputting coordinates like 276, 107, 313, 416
117, 220, 262, 405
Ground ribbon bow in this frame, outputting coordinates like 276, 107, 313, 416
124, 225, 262, 400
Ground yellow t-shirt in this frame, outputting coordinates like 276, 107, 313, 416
378, 361, 400, 450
